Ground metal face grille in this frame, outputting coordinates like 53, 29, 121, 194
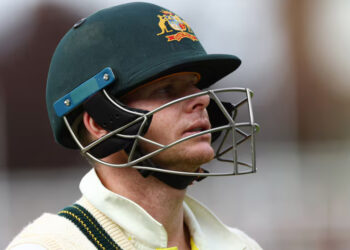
64, 87, 259, 177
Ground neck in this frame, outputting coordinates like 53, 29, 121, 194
95, 164, 191, 249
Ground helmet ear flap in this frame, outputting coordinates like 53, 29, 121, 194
82, 91, 152, 158
207, 99, 235, 142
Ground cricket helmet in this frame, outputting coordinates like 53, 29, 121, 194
46, 2, 258, 184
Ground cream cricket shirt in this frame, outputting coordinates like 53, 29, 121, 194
7, 169, 262, 250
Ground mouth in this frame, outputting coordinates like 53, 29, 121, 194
182, 121, 211, 138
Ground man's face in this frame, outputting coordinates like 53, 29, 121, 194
121, 72, 214, 172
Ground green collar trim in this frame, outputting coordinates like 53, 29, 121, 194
58, 203, 122, 250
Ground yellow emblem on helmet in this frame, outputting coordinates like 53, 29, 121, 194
157, 10, 198, 42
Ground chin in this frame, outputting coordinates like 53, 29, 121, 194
186, 135, 214, 161
184, 144, 215, 165
170, 140, 215, 166
146, 140, 214, 172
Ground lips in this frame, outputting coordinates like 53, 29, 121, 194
182, 120, 211, 138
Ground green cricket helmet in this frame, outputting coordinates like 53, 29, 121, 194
46, 2, 258, 183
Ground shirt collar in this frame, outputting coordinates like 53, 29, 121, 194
184, 196, 247, 250
79, 168, 168, 248
79, 168, 247, 250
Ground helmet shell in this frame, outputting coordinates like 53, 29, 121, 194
46, 2, 241, 148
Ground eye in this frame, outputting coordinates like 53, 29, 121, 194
149, 74, 200, 101
153, 84, 176, 98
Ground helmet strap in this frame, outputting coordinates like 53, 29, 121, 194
132, 149, 208, 190
139, 168, 207, 190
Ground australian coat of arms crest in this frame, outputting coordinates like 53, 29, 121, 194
156, 10, 198, 42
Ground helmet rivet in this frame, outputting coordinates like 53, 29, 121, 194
64, 99, 71, 106
103, 73, 109, 81
73, 18, 86, 29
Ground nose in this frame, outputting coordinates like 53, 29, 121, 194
184, 86, 210, 113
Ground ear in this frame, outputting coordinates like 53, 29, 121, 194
83, 112, 108, 139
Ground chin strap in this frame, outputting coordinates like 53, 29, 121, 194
134, 153, 208, 190
139, 168, 208, 190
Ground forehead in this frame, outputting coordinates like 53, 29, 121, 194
122, 72, 200, 99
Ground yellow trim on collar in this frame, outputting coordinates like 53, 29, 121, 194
190, 238, 199, 250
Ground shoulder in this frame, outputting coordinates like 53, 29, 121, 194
184, 195, 263, 250
6, 213, 95, 250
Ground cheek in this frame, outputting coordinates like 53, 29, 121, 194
146, 108, 181, 142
